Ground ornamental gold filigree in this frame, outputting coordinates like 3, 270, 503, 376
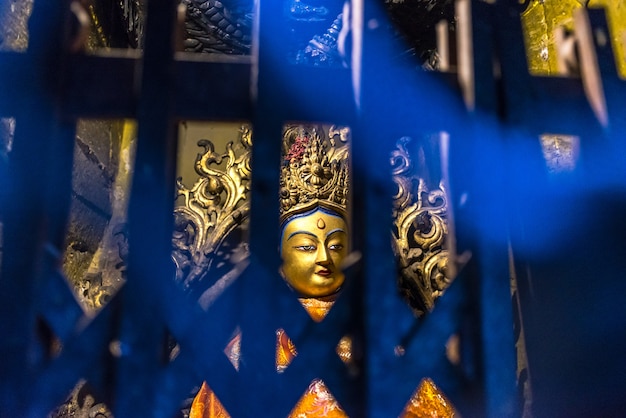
172, 126, 252, 294
391, 136, 452, 316
279, 125, 350, 223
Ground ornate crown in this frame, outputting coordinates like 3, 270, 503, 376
279, 125, 350, 225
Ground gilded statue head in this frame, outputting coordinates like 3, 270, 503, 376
279, 125, 350, 298
280, 207, 348, 297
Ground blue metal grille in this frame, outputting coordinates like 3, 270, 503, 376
2, 0, 625, 417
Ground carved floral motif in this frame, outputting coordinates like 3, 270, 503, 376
172, 126, 252, 297
391, 136, 452, 316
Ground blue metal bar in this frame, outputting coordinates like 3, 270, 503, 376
0, 0, 76, 415
114, 0, 179, 416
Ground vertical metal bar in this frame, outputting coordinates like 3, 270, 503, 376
490, 0, 532, 125
473, 1, 519, 415
574, 8, 609, 128
0, 74, 49, 417
114, 0, 178, 415
456, 0, 475, 110
238, 0, 287, 415
357, 1, 418, 416
0, 0, 74, 415
576, 8, 626, 179
437, 21, 451, 72
452, 1, 519, 416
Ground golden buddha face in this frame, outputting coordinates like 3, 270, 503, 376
280, 209, 348, 298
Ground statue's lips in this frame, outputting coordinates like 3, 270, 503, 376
315, 269, 332, 277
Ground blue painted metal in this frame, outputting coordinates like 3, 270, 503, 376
0, 0, 79, 416
4, 0, 626, 417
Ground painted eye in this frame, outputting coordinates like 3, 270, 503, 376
295, 245, 316, 252
328, 244, 343, 251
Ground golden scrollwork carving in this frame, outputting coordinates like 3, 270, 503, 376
172, 126, 252, 296
391, 136, 452, 316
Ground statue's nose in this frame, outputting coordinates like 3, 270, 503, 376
316, 245, 330, 264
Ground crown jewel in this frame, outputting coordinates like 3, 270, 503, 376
279, 125, 350, 224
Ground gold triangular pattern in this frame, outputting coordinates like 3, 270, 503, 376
223, 331, 241, 371
190, 382, 231, 418
276, 328, 298, 372
287, 379, 348, 418
400, 378, 457, 418
298, 296, 336, 322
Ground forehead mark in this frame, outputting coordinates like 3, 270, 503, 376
317, 218, 326, 229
